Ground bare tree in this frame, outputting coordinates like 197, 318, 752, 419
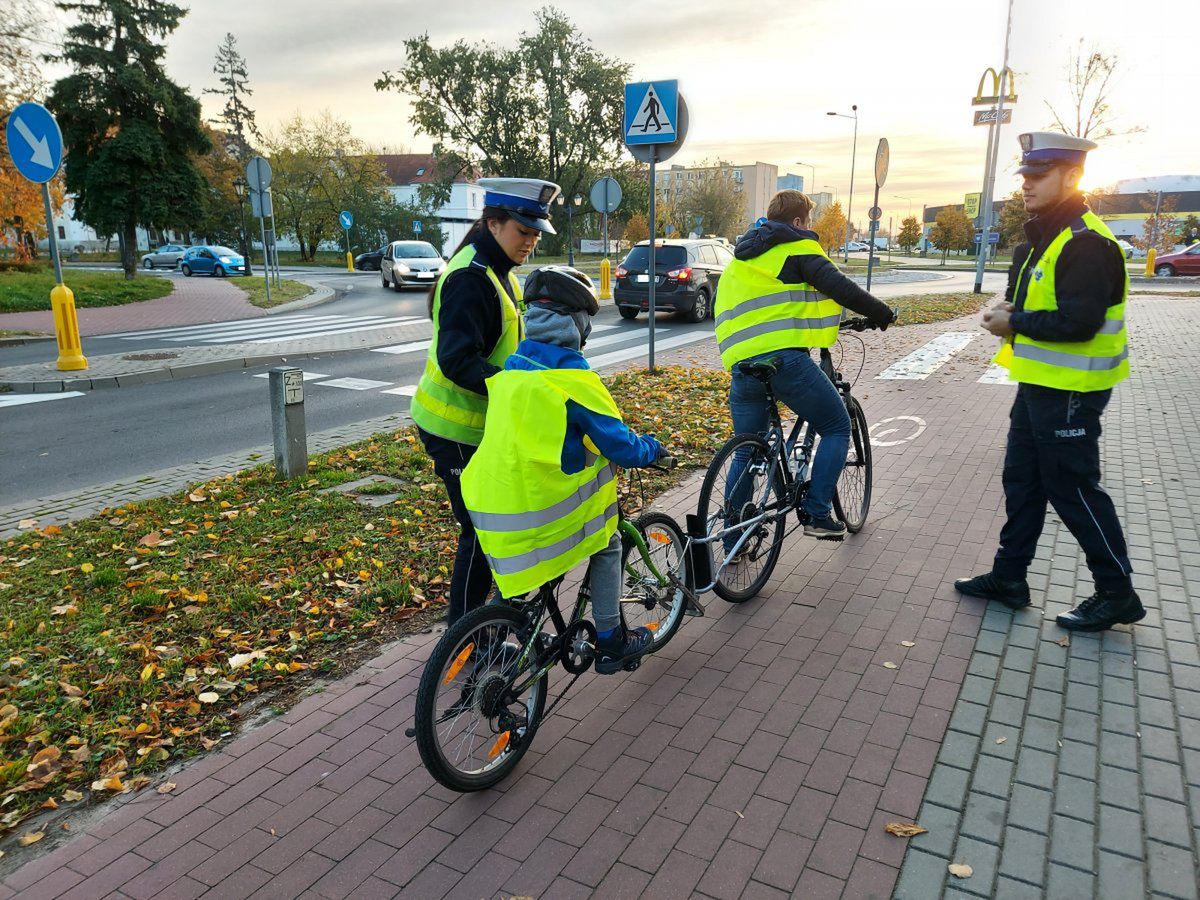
1045, 40, 1143, 141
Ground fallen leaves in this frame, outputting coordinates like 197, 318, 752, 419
157, 782, 177, 794
62, 789, 84, 802
882, 661, 899, 669
948, 863, 974, 878
197, 692, 220, 704
90, 776, 125, 793
900, 640, 915, 648
885, 822, 927, 838
1057, 636, 1071, 647
188, 489, 208, 503
18, 830, 44, 846
996, 736, 1007, 745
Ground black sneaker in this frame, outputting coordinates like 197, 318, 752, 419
803, 514, 846, 541
954, 572, 1032, 610
1056, 588, 1146, 632
594, 626, 654, 675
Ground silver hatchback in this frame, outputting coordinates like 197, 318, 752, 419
380, 241, 446, 292
141, 244, 187, 269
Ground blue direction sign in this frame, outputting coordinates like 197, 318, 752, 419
5, 102, 64, 183
624, 80, 678, 146
339, 210, 353, 229
413, 220, 422, 235
974, 231, 1001, 244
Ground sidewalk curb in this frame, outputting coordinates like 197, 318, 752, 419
263, 281, 336, 315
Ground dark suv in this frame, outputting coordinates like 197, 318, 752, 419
614, 238, 732, 322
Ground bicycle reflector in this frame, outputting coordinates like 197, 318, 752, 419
444, 643, 474, 685
489, 731, 511, 759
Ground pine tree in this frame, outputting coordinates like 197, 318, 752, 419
204, 33, 258, 161
47, 0, 211, 278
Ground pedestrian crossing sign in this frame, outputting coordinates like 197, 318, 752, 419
624, 80, 678, 146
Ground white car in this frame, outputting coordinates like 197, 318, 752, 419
380, 241, 446, 291
1115, 239, 1135, 260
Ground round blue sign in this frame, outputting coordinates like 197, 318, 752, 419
339, 210, 353, 229
5, 103, 64, 184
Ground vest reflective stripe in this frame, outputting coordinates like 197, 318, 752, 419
995, 210, 1129, 391
713, 238, 843, 370
485, 499, 618, 576
714, 288, 820, 328
467, 463, 617, 532
1012, 343, 1129, 371
717, 313, 844, 356
410, 245, 522, 445
461, 367, 623, 597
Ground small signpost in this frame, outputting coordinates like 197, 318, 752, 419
246, 156, 276, 301
866, 138, 889, 291
339, 210, 354, 272
4, 102, 86, 371
590, 175, 623, 300
624, 80, 687, 373
413, 219, 423, 237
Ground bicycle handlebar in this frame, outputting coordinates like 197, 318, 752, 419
840, 306, 900, 332
652, 455, 677, 472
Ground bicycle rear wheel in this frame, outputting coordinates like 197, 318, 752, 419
832, 396, 872, 533
697, 433, 787, 603
413, 604, 547, 792
619, 512, 691, 651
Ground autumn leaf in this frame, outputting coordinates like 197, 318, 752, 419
885, 822, 928, 838
996, 736, 1007, 745
900, 640, 915, 648
882, 662, 899, 669
1057, 636, 1070, 647
138, 532, 164, 547
228, 650, 267, 671
62, 790, 84, 802
157, 782, 177, 794
948, 863, 973, 878
90, 776, 126, 793
51, 604, 78, 616
188, 490, 207, 503
197, 692, 219, 704
18, 831, 44, 846
41, 798, 59, 810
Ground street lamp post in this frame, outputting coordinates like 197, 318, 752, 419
893, 195, 913, 219
827, 105, 858, 262
233, 176, 252, 276
557, 194, 582, 267
823, 185, 839, 204
794, 161, 816, 195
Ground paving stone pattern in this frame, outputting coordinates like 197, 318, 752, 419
4, 298, 1194, 898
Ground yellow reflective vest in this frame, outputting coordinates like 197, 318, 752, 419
410, 245, 523, 446
461, 367, 621, 598
994, 211, 1129, 391
713, 238, 844, 370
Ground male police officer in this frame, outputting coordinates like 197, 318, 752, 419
955, 132, 1144, 632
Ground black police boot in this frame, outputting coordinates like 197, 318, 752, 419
954, 572, 1032, 610
1056, 588, 1146, 632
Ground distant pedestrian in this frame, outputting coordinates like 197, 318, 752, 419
410, 177, 560, 625
956, 131, 1142, 632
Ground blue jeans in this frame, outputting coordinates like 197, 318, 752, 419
728, 349, 850, 520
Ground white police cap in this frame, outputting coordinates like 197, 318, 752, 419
1017, 132, 1098, 175
477, 177, 561, 234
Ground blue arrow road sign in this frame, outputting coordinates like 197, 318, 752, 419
5, 102, 63, 183
974, 231, 1001, 244
413, 220, 422, 234
624, 80, 678, 147
339, 210, 353, 229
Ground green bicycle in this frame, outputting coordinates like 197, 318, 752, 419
412, 463, 700, 792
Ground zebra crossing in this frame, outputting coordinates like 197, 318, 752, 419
0, 392, 85, 409
105, 314, 425, 346
876, 332, 1016, 385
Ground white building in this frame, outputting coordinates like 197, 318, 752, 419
378, 154, 484, 250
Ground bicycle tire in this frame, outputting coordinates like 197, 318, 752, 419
833, 396, 873, 533
619, 512, 691, 650
697, 433, 787, 603
414, 604, 547, 792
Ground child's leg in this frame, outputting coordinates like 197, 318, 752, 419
588, 532, 624, 635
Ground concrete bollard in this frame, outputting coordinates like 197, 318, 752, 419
269, 366, 308, 479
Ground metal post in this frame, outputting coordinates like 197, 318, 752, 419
258, 211, 272, 304
1150, 190, 1163, 249
238, 193, 252, 276
866, 184, 880, 291
567, 204, 575, 268
269, 367, 308, 479
973, 0, 1015, 293
844, 110, 858, 263
648, 148, 657, 374
888, 216, 893, 262
42, 184, 63, 285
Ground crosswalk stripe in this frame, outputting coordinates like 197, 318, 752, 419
243, 320, 423, 345
381, 384, 418, 397
0, 392, 86, 409
583, 328, 672, 351
108, 315, 325, 340
876, 332, 977, 380
978, 363, 1017, 385
191, 316, 417, 344
371, 340, 432, 355
586, 331, 710, 370
317, 377, 393, 391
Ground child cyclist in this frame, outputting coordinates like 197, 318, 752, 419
461, 266, 667, 674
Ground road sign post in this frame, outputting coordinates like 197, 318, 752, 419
866, 138, 889, 291
246, 156, 274, 303
5, 103, 87, 371
625, 82, 687, 374
590, 176, 623, 300
339, 210, 354, 272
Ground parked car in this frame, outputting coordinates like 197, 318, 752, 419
1153, 243, 1200, 277
179, 245, 247, 277
354, 245, 388, 271
841, 241, 870, 253
381, 241, 446, 291
140, 244, 187, 269
613, 238, 731, 322
1115, 239, 1135, 260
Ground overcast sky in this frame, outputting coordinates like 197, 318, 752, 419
38, 0, 1194, 226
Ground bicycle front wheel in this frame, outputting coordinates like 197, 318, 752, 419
413, 604, 547, 792
833, 396, 873, 533
620, 512, 691, 651
697, 433, 787, 603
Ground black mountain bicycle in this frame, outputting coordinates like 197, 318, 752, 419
412, 462, 700, 792
695, 315, 884, 602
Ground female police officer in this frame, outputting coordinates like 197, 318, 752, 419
410, 177, 560, 625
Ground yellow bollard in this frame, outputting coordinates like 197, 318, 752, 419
1144, 248, 1157, 278
346, 251, 354, 273
51, 282, 88, 371
599, 258, 612, 300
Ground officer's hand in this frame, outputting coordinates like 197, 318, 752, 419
982, 306, 1014, 338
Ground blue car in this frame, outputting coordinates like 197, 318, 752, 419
179, 245, 247, 277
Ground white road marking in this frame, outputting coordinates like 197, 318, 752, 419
875, 332, 978, 380
371, 340, 432, 355
585, 331, 710, 370
252, 371, 330, 382
243, 320, 423, 345
978, 363, 1017, 385
0, 392, 86, 409
317, 377, 393, 391
869, 415, 928, 447
381, 384, 418, 397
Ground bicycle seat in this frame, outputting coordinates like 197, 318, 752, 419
736, 357, 781, 383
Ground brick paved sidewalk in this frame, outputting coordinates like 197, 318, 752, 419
3, 297, 1192, 898
0, 276, 262, 338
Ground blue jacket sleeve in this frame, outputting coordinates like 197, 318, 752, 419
566, 400, 662, 469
